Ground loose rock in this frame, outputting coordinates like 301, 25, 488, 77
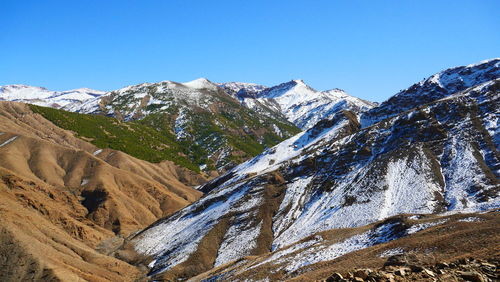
458, 271, 485, 282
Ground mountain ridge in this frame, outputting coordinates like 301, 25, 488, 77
0, 84, 105, 109
2, 78, 375, 131
219, 79, 376, 129
127, 59, 500, 280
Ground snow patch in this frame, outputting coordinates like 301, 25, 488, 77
379, 155, 442, 220
215, 219, 263, 267
80, 178, 89, 186
278, 221, 403, 273
174, 108, 189, 140
0, 136, 18, 147
379, 248, 405, 257
457, 216, 483, 222
272, 176, 314, 243
134, 182, 252, 275
406, 219, 448, 235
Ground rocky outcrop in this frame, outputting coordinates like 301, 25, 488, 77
325, 256, 498, 282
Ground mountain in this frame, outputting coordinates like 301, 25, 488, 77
361, 58, 500, 127
68, 78, 301, 173
1, 79, 374, 172
0, 84, 105, 109
219, 79, 376, 129
0, 101, 205, 281
127, 59, 500, 280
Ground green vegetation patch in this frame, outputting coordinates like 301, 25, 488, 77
30, 104, 199, 172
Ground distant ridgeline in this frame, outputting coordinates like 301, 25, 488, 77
22, 77, 375, 174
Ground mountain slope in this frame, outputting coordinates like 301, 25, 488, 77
29, 104, 204, 172
220, 80, 375, 129
192, 211, 500, 281
361, 58, 500, 127
69, 78, 301, 173
0, 101, 205, 281
0, 84, 105, 109
128, 60, 500, 280
0, 175, 141, 281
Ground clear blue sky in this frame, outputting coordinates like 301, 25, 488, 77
1, 0, 498, 102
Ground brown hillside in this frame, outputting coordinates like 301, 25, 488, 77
0, 101, 204, 281
191, 212, 500, 281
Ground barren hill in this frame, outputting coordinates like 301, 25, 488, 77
0, 101, 204, 281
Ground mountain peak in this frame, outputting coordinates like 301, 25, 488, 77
1, 84, 48, 92
466, 57, 500, 68
182, 78, 217, 90
292, 79, 306, 85
262, 79, 315, 96
361, 58, 500, 127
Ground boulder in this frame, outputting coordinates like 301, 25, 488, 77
384, 255, 407, 266
422, 268, 435, 277
436, 262, 449, 269
458, 271, 485, 282
394, 267, 410, 276
326, 272, 345, 282
353, 269, 372, 279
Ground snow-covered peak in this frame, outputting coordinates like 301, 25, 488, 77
182, 78, 218, 90
237, 80, 374, 129
292, 79, 307, 85
1, 84, 53, 100
362, 58, 500, 127
0, 84, 105, 108
259, 79, 317, 99
322, 88, 348, 95
61, 88, 106, 95
410, 58, 499, 94
466, 57, 500, 68
217, 79, 374, 129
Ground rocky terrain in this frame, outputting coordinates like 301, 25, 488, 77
65, 78, 301, 173
191, 211, 499, 281
128, 58, 500, 280
324, 256, 499, 282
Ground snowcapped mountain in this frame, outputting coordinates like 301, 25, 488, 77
69, 78, 300, 172
128, 59, 500, 280
220, 79, 376, 129
361, 58, 500, 127
0, 84, 105, 109
72, 78, 242, 117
